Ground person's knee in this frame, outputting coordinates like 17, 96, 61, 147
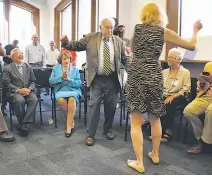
15, 96, 25, 105
31, 94, 38, 104
183, 104, 194, 120
130, 113, 144, 128
205, 106, 212, 122
58, 98, 66, 105
68, 97, 76, 104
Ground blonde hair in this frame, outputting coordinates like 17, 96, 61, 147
168, 48, 184, 60
140, 2, 168, 27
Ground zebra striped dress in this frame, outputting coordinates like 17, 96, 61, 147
126, 24, 166, 117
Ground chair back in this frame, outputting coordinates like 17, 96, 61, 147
33, 67, 52, 88
0, 73, 3, 103
190, 77, 198, 101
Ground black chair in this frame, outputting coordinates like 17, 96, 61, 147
33, 67, 53, 125
119, 87, 126, 127
51, 70, 88, 128
79, 70, 88, 126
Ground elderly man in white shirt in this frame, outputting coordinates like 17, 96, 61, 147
25, 34, 46, 68
46, 40, 60, 67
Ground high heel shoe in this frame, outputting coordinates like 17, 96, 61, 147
65, 128, 75, 138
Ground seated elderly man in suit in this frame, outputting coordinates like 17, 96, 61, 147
184, 62, 212, 154
3, 48, 38, 136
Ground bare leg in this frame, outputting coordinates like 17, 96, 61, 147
58, 98, 68, 112
127, 111, 145, 173
67, 97, 76, 133
148, 112, 162, 163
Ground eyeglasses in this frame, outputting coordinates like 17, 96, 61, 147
166, 56, 177, 60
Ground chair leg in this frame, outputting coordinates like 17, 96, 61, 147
54, 100, 57, 128
120, 100, 123, 127
79, 101, 81, 119
123, 101, 126, 120
9, 103, 13, 131
183, 121, 188, 144
124, 112, 129, 141
51, 99, 54, 120
39, 100, 43, 125
177, 111, 184, 141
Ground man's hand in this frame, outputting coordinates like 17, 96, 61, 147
25, 88, 32, 95
126, 47, 131, 54
17, 88, 31, 96
60, 35, 69, 44
164, 95, 175, 104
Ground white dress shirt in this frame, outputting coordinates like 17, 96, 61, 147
46, 48, 60, 66
97, 37, 115, 75
25, 44, 46, 65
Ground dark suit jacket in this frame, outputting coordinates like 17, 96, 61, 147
2, 62, 36, 97
61, 32, 130, 88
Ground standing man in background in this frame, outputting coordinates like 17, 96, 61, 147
118, 25, 130, 47
25, 34, 46, 97
3, 40, 19, 66
46, 40, 60, 67
25, 34, 46, 68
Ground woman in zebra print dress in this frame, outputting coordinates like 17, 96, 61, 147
126, 2, 202, 173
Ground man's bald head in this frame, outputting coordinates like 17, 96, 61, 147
100, 18, 115, 39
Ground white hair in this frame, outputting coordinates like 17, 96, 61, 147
168, 48, 184, 60
11, 48, 21, 57
100, 18, 115, 27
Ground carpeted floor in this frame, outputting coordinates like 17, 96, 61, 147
1, 94, 212, 175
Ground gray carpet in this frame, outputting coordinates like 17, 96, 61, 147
1, 94, 212, 175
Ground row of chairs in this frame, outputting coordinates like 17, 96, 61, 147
0, 67, 88, 131
1, 67, 197, 143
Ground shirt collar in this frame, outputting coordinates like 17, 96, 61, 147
15, 63, 22, 67
101, 36, 112, 42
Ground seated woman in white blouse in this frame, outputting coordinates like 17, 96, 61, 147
149, 48, 191, 142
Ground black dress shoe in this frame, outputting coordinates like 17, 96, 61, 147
103, 132, 115, 140
65, 128, 75, 138
0, 131, 15, 142
17, 125, 28, 137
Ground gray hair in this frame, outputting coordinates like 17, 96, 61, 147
168, 48, 184, 60
100, 18, 115, 27
11, 48, 22, 57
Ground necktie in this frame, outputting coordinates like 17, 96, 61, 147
103, 38, 112, 75
18, 65, 23, 77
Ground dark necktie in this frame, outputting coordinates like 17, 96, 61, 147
103, 38, 112, 75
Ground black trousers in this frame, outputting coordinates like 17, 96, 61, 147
161, 96, 187, 133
